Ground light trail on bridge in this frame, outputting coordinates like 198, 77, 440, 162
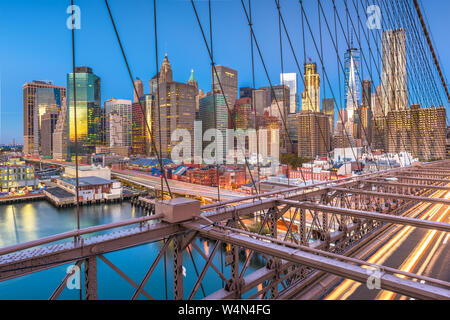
324, 188, 450, 300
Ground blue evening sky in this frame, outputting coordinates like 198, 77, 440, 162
0, 0, 449, 144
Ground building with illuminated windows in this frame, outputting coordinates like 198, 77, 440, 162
298, 111, 330, 159
234, 97, 253, 130
67, 66, 102, 158
301, 63, 320, 113
0, 165, 37, 192
131, 97, 150, 157
372, 116, 387, 151
150, 55, 196, 159
23, 81, 66, 155
387, 105, 446, 161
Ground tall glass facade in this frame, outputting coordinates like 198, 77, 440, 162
344, 48, 361, 120
33, 87, 62, 154
67, 67, 101, 157
280, 73, 299, 114
199, 93, 228, 156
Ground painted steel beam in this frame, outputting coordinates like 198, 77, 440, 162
364, 180, 450, 191
397, 172, 450, 177
0, 222, 180, 282
187, 223, 450, 300
0, 213, 164, 257
394, 176, 450, 184
409, 169, 450, 174
330, 187, 450, 205
280, 200, 450, 232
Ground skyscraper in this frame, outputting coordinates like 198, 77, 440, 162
160, 54, 173, 84
33, 87, 63, 155
131, 97, 150, 157
287, 113, 298, 153
372, 116, 386, 151
382, 29, 408, 115
187, 69, 200, 113
252, 89, 268, 116
134, 78, 144, 103
199, 93, 229, 157
40, 112, 59, 157
387, 105, 446, 160
335, 109, 348, 135
344, 47, 361, 123
322, 98, 335, 132
301, 63, 320, 113
298, 112, 330, 159
362, 80, 372, 108
151, 55, 196, 159
104, 98, 132, 147
234, 97, 253, 130
53, 97, 68, 161
23, 81, 66, 155
239, 87, 253, 99
280, 73, 299, 114
372, 85, 384, 118
359, 105, 372, 145
67, 66, 102, 158
272, 85, 290, 118
213, 65, 238, 109
109, 110, 124, 147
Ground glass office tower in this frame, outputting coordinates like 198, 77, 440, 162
67, 66, 101, 158
33, 87, 62, 155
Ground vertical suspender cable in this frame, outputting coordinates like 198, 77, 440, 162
209, 0, 221, 201
104, 0, 173, 199
70, 0, 82, 300
153, 0, 164, 201
249, 0, 261, 194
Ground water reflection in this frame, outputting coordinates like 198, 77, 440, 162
0, 201, 263, 299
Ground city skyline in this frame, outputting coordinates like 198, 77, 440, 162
0, 0, 449, 144
0, 0, 449, 303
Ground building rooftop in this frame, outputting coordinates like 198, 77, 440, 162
60, 176, 112, 187
45, 187, 74, 199
130, 158, 172, 167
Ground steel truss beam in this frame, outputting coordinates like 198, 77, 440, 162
394, 176, 450, 184
84, 256, 98, 300
185, 222, 450, 300
330, 187, 450, 205
131, 238, 171, 300
49, 260, 82, 300
397, 171, 450, 177
280, 200, 450, 232
0, 223, 180, 282
408, 169, 450, 174
364, 180, 450, 191
98, 255, 154, 300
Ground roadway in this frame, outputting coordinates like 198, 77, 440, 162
24, 156, 245, 201
112, 169, 244, 201
323, 187, 450, 300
